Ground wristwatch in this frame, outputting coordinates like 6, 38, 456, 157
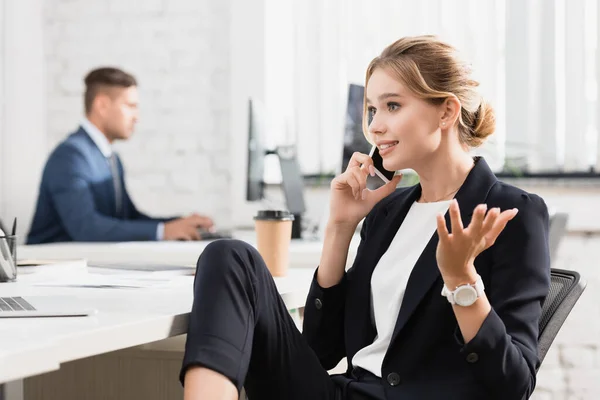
441, 275, 485, 307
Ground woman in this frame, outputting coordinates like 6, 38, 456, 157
180, 35, 550, 400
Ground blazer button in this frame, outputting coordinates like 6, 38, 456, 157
466, 353, 479, 363
386, 372, 401, 386
314, 298, 323, 310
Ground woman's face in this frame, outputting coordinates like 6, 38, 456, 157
366, 67, 443, 172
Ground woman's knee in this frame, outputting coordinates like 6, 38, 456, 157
195, 239, 261, 276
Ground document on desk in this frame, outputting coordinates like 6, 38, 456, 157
113, 241, 211, 252
32, 272, 192, 289
88, 261, 195, 272
17, 258, 87, 275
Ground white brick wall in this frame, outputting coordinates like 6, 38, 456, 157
43, 0, 232, 226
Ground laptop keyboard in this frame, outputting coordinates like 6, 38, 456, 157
0, 297, 36, 312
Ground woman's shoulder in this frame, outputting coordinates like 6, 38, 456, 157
487, 179, 548, 216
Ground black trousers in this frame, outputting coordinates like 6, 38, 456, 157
180, 239, 385, 400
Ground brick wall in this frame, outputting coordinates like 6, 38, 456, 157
43, 0, 232, 226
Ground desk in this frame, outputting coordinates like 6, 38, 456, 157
18, 231, 361, 269
0, 267, 316, 399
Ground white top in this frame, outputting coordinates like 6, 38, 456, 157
81, 118, 112, 157
351, 199, 452, 377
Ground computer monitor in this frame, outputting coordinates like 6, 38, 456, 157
244, 98, 308, 238
341, 84, 370, 173
277, 145, 307, 239
341, 83, 383, 189
246, 98, 266, 201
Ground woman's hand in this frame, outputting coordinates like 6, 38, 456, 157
329, 151, 402, 228
435, 200, 519, 286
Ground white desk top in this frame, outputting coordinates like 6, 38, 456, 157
17, 231, 361, 269
0, 267, 315, 384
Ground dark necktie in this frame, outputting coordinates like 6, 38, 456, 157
108, 153, 123, 215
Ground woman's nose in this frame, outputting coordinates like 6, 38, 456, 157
369, 114, 386, 136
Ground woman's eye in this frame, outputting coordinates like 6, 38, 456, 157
388, 102, 400, 112
367, 107, 376, 121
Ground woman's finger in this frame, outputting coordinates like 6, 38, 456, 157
485, 208, 518, 246
469, 204, 487, 236
347, 152, 374, 171
344, 172, 361, 200
436, 212, 449, 242
350, 168, 368, 199
449, 199, 464, 233
480, 207, 499, 236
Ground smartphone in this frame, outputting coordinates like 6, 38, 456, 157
368, 145, 396, 183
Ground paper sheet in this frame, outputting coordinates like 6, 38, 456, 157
32, 272, 192, 289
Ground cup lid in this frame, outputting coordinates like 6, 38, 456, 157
254, 210, 295, 221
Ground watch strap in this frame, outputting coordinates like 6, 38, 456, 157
441, 275, 484, 305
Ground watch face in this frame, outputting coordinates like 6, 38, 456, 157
455, 286, 478, 307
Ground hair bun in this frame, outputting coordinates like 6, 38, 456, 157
471, 100, 495, 146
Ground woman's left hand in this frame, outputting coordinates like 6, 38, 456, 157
435, 199, 519, 285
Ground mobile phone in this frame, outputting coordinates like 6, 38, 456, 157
368, 145, 396, 183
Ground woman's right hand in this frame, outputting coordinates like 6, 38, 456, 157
329, 151, 403, 228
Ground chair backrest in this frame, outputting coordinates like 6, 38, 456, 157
537, 268, 586, 368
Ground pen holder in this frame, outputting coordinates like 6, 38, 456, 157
0, 235, 17, 282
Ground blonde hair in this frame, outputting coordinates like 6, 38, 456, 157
363, 35, 495, 147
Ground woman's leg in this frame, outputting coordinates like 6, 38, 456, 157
184, 368, 238, 400
181, 239, 340, 400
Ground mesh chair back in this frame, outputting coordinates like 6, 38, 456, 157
538, 268, 586, 368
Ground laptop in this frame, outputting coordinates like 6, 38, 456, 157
0, 296, 97, 318
197, 229, 233, 241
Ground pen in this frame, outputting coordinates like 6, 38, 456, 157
0, 218, 7, 236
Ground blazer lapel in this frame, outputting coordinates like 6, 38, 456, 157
376, 185, 422, 260
387, 157, 498, 347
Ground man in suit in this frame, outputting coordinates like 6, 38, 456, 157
27, 67, 213, 244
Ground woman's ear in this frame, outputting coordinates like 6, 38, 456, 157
439, 95, 461, 129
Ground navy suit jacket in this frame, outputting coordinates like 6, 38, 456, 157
27, 127, 174, 244
303, 157, 551, 400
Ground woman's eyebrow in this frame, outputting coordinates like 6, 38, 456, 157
366, 92, 403, 104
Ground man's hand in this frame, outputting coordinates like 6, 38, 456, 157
163, 214, 214, 241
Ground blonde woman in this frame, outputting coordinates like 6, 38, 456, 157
180, 36, 550, 400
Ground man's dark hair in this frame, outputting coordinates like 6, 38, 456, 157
84, 67, 137, 114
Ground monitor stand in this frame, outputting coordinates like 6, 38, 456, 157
291, 213, 302, 239
276, 145, 307, 240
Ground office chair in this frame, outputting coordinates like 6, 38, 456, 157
537, 268, 586, 369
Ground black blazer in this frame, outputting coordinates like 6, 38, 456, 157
303, 157, 551, 400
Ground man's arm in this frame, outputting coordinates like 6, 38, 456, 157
48, 146, 160, 242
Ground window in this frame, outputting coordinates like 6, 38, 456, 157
263, 0, 600, 178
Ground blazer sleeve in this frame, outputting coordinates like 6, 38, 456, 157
456, 192, 551, 399
47, 146, 160, 242
302, 215, 371, 370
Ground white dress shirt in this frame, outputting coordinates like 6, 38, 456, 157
351, 199, 452, 377
80, 119, 164, 240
